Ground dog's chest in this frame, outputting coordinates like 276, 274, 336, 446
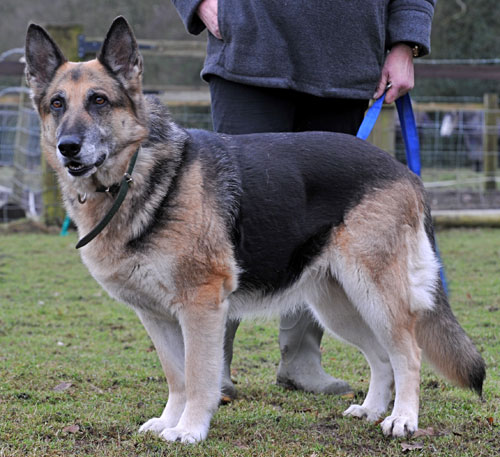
81, 250, 178, 314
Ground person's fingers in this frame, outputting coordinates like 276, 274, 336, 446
373, 72, 389, 99
197, 0, 222, 39
385, 78, 414, 104
384, 84, 399, 104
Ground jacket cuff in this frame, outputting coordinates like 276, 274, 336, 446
172, 0, 206, 35
386, 3, 434, 57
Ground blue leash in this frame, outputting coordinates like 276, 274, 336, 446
395, 93, 421, 177
357, 92, 448, 294
356, 93, 385, 142
357, 92, 422, 176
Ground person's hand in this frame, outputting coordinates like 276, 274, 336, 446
373, 43, 415, 104
197, 0, 222, 39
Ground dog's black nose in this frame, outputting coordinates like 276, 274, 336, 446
58, 135, 82, 157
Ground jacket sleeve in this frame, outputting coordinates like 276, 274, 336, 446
387, 0, 435, 56
172, 0, 206, 35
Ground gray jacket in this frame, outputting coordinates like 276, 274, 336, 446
173, 0, 435, 99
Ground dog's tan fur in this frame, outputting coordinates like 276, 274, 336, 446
25, 17, 485, 444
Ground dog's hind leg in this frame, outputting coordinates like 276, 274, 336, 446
332, 261, 426, 437
136, 310, 186, 434
322, 185, 441, 437
309, 281, 394, 422
378, 317, 422, 437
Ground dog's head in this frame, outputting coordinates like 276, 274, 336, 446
25, 17, 148, 181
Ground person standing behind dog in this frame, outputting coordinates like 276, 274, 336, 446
172, 0, 435, 399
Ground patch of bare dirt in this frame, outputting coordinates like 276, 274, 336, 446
0, 218, 60, 234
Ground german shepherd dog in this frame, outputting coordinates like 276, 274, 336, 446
25, 17, 485, 443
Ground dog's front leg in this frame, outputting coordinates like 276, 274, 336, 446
136, 310, 187, 434
159, 299, 229, 443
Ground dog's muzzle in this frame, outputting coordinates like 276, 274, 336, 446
58, 135, 105, 177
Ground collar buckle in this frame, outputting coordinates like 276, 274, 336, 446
124, 172, 133, 184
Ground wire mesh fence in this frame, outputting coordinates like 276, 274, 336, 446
12, 104, 42, 214
0, 96, 43, 222
405, 99, 500, 210
0, 104, 18, 167
0, 92, 499, 224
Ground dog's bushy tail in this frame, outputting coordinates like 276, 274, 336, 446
416, 208, 485, 395
416, 283, 485, 395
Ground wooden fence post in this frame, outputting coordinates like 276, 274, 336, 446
41, 24, 83, 226
483, 93, 498, 191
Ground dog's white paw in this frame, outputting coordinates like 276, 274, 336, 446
343, 404, 381, 422
159, 425, 208, 444
380, 414, 418, 437
139, 417, 171, 435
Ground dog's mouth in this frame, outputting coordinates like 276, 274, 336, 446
67, 162, 94, 176
65, 154, 106, 177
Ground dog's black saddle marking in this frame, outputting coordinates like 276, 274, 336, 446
188, 130, 409, 295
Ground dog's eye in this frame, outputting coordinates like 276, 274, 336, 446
51, 99, 63, 109
94, 95, 107, 105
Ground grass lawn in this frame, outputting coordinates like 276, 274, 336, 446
0, 228, 499, 456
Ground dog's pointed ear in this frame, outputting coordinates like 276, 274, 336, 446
98, 16, 143, 88
25, 24, 67, 102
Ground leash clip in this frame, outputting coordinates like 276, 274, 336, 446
124, 172, 133, 184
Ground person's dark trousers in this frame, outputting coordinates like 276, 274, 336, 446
209, 75, 368, 135
208, 75, 368, 397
